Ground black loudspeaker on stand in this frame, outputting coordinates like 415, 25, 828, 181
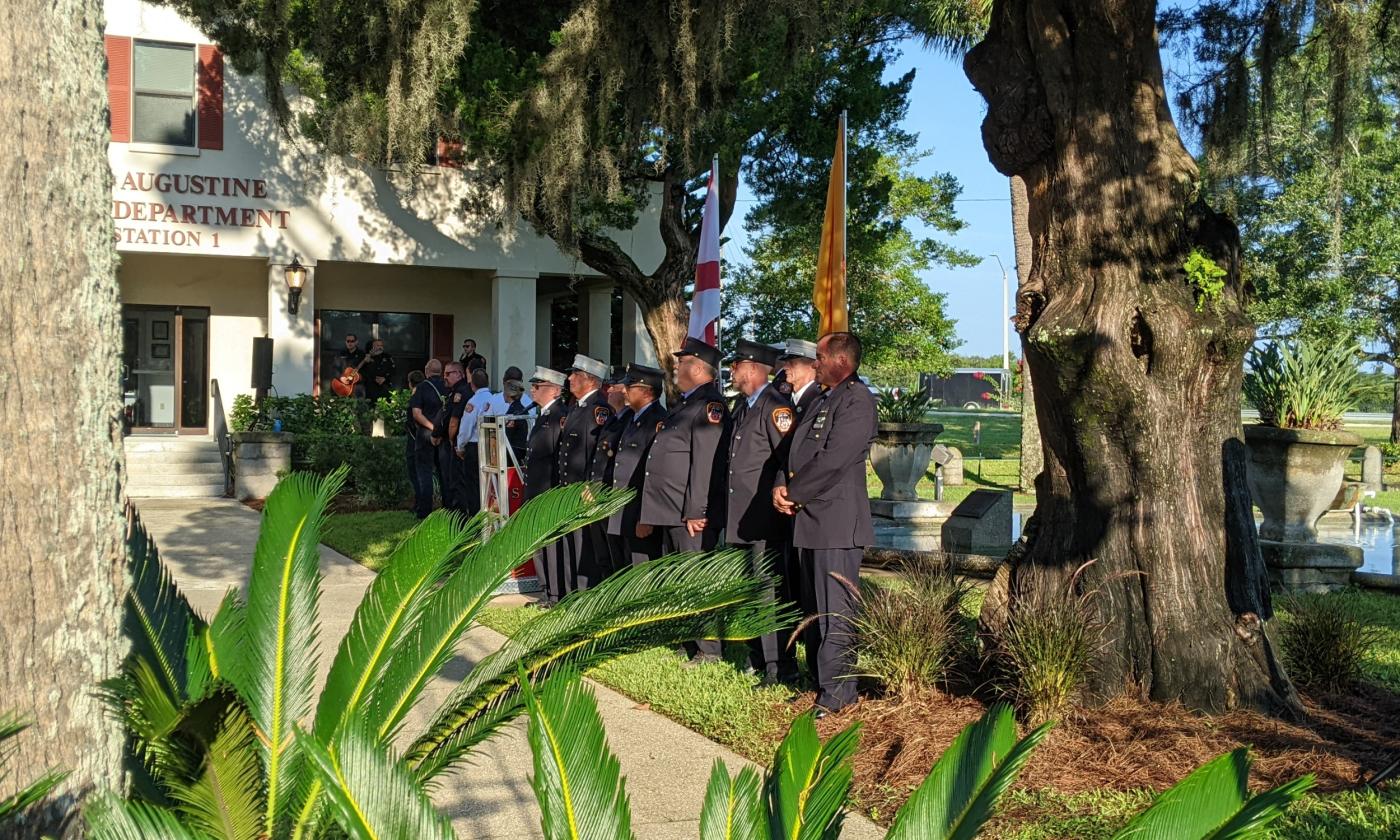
252, 336, 274, 401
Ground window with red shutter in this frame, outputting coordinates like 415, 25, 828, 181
197, 45, 223, 150
105, 36, 132, 143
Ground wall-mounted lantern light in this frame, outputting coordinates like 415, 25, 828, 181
284, 257, 308, 315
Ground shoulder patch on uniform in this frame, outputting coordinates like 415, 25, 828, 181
594, 406, 611, 426
464, 403, 474, 413
772, 406, 794, 434
706, 402, 724, 424
453, 393, 463, 403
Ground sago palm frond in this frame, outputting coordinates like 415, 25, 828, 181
297, 716, 455, 840
1110, 749, 1314, 840
86, 793, 215, 840
0, 713, 68, 826
363, 484, 630, 744
231, 466, 347, 836
521, 668, 633, 840
124, 505, 205, 705
884, 703, 1053, 840
766, 711, 860, 840
168, 703, 265, 840
314, 510, 482, 741
100, 656, 200, 786
699, 760, 764, 840
408, 549, 790, 784
200, 590, 245, 687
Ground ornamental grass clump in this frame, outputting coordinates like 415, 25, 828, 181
1278, 594, 1383, 692
998, 585, 1101, 727
854, 556, 970, 697
1243, 338, 1377, 430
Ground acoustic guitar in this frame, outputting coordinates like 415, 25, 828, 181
330, 354, 371, 397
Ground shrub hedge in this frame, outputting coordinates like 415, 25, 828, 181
293, 433, 412, 509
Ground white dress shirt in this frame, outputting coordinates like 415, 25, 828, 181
456, 388, 496, 449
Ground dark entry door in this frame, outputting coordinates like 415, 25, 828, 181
121, 305, 209, 434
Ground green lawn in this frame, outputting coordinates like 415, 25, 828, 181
926, 409, 1022, 459
866, 457, 1034, 506
321, 510, 419, 571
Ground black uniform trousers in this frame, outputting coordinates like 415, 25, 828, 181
621, 531, 661, 567
664, 525, 722, 659
575, 523, 614, 591
451, 444, 481, 516
733, 540, 800, 681
797, 546, 862, 710
411, 436, 444, 519
534, 536, 573, 606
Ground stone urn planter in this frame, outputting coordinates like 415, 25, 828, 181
1244, 425, 1363, 542
232, 431, 294, 501
870, 422, 944, 501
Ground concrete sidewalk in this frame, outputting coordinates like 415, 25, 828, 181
134, 498, 884, 839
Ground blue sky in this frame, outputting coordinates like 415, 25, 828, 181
726, 44, 1017, 360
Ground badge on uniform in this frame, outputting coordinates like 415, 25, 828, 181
771, 407, 794, 434
706, 402, 724, 424
559, 415, 567, 428
594, 406, 611, 426
813, 410, 827, 430
656, 421, 665, 433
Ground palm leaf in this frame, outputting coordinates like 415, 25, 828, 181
296, 717, 455, 840
203, 589, 246, 686
1111, 749, 1313, 840
314, 510, 480, 741
885, 703, 1054, 840
408, 549, 790, 783
100, 657, 200, 785
521, 668, 633, 840
766, 712, 860, 840
699, 760, 764, 840
232, 467, 347, 836
169, 703, 265, 840
124, 504, 205, 705
0, 713, 68, 825
86, 793, 215, 840
365, 484, 630, 745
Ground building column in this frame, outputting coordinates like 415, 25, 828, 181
267, 259, 315, 395
492, 272, 538, 384
583, 284, 613, 363
623, 292, 658, 366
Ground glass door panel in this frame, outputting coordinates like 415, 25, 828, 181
180, 312, 208, 429
123, 306, 178, 431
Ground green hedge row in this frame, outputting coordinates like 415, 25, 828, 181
292, 433, 412, 508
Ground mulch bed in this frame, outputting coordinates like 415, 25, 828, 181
805, 682, 1400, 822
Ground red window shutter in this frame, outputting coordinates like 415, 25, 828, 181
197, 45, 224, 150
434, 137, 463, 168
431, 315, 455, 362
106, 36, 132, 143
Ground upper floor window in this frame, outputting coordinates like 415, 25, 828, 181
133, 41, 196, 147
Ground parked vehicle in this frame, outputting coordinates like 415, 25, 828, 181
919, 368, 1008, 410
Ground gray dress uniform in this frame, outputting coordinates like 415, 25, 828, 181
776, 373, 877, 711
607, 400, 665, 565
640, 377, 730, 659
727, 381, 799, 680
525, 394, 568, 604
556, 388, 613, 592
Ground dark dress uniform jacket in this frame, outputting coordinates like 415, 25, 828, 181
780, 375, 877, 549
640, 381, 730, 527
557, 390, 613, 484
607, 401, 665, 537
791, 381, 822, 418
525, 399, 568, 499
726, 385, 795, 544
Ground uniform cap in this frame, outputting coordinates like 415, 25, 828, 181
605, 365, 627, 385
673, 336, 722, 368
778, 337, 818, 361
566, 354, 610, 380
621, 363, 665, 393
528, 366, 567, 387
727, 338, 782, 368
503, 378, 526, 395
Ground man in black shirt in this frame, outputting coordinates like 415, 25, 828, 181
525, 366, 569, 604
607, 364, 666, 567
459, 338, 488, 372
334, 333, 368, 397
441, 362, 471, 512
362, 338, 396, 401
407, 359, 449, 519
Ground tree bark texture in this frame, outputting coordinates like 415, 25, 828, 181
966, 0, 1300, 715
1010, 175, 1043, 491
0, 0, 130, 832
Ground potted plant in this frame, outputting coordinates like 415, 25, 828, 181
869, 389, 944, 501
1242, 339, 1371, 542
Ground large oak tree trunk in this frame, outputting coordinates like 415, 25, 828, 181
0, 0, 129, 832
1010, 175, 1042, 491
966, 0, 1300, 715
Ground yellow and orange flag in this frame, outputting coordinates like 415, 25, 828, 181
813, 113, 847, 335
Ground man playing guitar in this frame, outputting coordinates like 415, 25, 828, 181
331, 333, 367, 397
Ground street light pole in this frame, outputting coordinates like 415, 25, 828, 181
990, 254, 1010, 375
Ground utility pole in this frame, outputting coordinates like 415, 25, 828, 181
990, 254, 1010, 376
